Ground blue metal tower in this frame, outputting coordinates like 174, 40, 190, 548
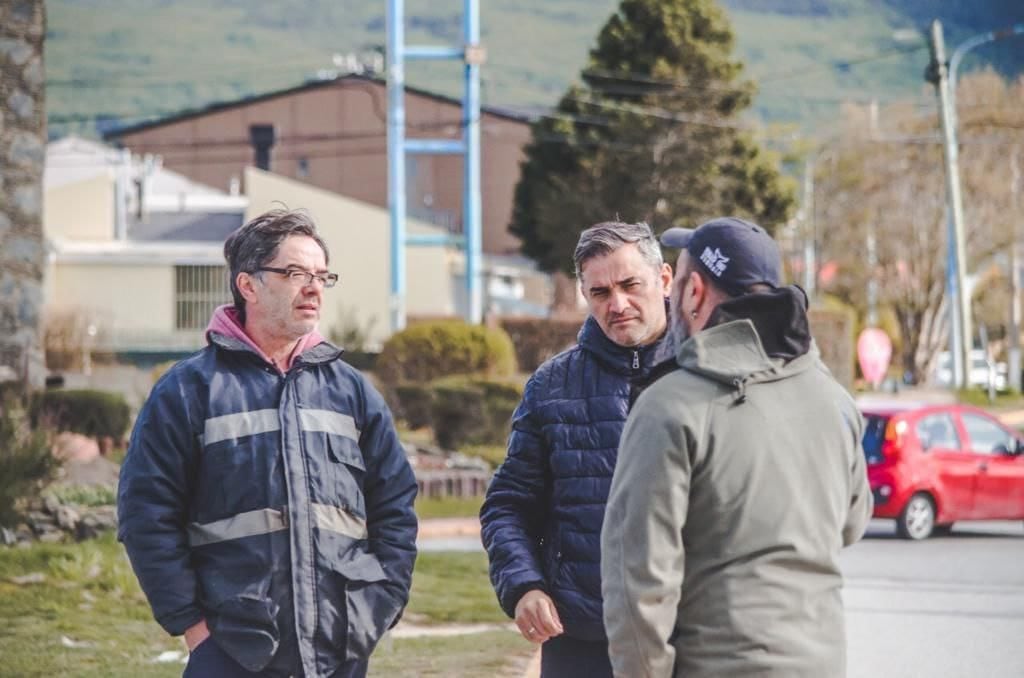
387, 0, 482, 333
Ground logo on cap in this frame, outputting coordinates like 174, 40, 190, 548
700, 247, 730, 277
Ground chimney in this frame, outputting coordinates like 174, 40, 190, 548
249, 124, 276, 171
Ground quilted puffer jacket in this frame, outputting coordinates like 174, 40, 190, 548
118, 331, 417, 678
480, 315, 667, 641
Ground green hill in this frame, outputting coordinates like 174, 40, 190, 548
45, 0, 1024, 138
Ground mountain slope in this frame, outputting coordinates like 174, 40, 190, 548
45, 0, 1024, 137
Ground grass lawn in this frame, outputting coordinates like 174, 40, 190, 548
0, 533, 519, 677
369, 631, 534, 678
956, 388, 1024, 409
405, 551, 505, 625
415, 495, 484, 520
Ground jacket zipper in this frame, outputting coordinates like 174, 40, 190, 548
632, 349, 640, 370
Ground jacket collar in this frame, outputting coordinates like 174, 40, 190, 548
676, 286, 817, 388
205, 304, 341, 369
577, 312, 668, 377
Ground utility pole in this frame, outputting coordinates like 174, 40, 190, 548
386, 0, 483, 333
802, 156, 816, 298
865, 100, 879, 327
926, 19, 971, 390
1011, 155, 1022, 392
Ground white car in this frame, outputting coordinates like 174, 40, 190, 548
933, 350, 1008, 390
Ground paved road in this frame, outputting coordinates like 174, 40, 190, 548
843, 519, 1024, 678
418, 517, 1024, 677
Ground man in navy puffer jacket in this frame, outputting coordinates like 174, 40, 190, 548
480, 221, 672, 677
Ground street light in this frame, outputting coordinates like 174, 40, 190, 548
926, 19, 1024, 390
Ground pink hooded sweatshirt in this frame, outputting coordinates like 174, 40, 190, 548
205, 304, 326, 373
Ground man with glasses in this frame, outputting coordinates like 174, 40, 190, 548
118, 208, 417, 678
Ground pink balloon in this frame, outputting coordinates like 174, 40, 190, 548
857, 328, 893, 386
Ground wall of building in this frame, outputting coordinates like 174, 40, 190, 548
115, 78, 530, 259
47, 263, 177, 345
43, 173, 116, 242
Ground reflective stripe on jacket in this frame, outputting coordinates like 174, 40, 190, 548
118, 333, 418, 677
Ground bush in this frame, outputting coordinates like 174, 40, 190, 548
31, 390, 132, 442
150, 360, 178, 386
0, 397, 59, 528
394, 383, 436, 430
376, 320, 517, 389
808, 301, 855, 391
499, 316, 582, 372
431, 377, 522, 450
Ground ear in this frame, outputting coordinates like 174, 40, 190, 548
658, 262, 673, 296
687, 270, 707, 309
237, 271, 260, 305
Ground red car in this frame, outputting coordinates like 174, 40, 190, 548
860, 402, 1024, 539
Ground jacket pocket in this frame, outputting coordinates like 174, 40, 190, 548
324, 435, 367, 517
332, 552, 404, 662
200, 568, 280, 673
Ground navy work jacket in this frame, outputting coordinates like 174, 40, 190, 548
118, 333, 417, 677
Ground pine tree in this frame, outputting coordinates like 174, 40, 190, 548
510, 0, 795, 276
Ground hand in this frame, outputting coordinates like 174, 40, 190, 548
514, 589, 563, 643
183, 619, 210, 652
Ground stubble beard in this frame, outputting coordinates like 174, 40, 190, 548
655, 296, 689, 364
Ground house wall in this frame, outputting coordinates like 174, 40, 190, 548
114, 78, 530, 258
47, 263, 176, 344
43, 173, 116, 242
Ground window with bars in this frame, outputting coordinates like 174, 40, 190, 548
175, 265, 231, 330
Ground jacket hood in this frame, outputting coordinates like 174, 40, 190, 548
577, 306, 667, 377
677, 286, 816, 389
205, 304, 329, 371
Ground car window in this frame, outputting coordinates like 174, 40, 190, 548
861, 415, 888, 464
960, 413, 1016, 455
914, 413, 960, 452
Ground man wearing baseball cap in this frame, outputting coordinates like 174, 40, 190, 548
601, 217, 872, 678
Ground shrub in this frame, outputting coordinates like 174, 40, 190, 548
499, 316, 582, 372
808, 300, 855, 391
431, 377, 522, 450
0, 397, 59, 528
31, 390, 132, 442
150, 360, 179, 386
394, 383, 436, 430
46, 484, 117, 507
376, 320, 517, 388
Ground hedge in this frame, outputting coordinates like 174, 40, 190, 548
431, 376, 522, 450
499, 316, 582, 372
376, 320, 517, 388
31, 389, 132, 442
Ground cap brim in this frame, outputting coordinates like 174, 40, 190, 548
660, 227, 694, 249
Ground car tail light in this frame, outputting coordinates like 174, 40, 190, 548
879, 417, 908, 461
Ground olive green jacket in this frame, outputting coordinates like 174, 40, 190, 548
601, 315, 871, 678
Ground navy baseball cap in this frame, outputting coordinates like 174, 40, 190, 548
660, 217, 781, 297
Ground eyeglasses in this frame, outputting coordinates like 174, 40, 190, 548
256, 267, 339, 288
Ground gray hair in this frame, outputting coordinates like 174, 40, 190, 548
573, 221, 663, 279
223, 208, 329, 322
